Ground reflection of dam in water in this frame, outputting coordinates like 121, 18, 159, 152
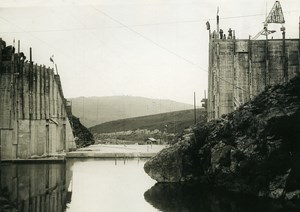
0, 162, 73, 211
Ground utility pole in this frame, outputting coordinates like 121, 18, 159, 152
0, 130, 2, 163
194, 92, 197, 124
299, 16, 300, 74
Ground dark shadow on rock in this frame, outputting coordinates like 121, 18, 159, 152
144, 183, 300, 212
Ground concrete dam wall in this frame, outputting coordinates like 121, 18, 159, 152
0, 39, 76, 160
207, 33, 300, 120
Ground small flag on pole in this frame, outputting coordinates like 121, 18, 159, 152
50, 55, 54, 63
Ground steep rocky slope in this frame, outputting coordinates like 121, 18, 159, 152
68, 115, 95, 147
144, 75, 300, 200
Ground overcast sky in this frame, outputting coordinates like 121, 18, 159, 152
0, 0, 299, 104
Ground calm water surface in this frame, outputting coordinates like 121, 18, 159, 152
65, 158, 158, 212
1, 159, 300, 212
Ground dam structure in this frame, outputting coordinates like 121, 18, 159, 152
207, 3, 300, 120
0, 39, 76, 160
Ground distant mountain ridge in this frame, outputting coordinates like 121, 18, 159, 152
69, 96, 193, 127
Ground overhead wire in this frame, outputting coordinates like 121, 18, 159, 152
0, 15, 55, 51
91, 6, 255, 96
0, 12, 100, 82
0, 9, 299, 33
1, 6, 298, 96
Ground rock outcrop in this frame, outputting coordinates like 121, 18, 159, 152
68, 115, 95, 148
144, 75, 300, 200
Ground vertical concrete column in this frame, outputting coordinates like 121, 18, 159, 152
208, 31, 213, 120
23, 64, 30, 120
216, 40, 220, 118
248, 38, 253, 100
52, 71, 55, 117
46, 120, 49, 155
265, 39, 270, 87
54, 78, 58, 118
40, 66, 44, 119
45, 67, 50, 120
20, 61, 25, 119
29, 48, 33, 120
12, 60, 17, 121
15, 56, 20, 158
32, 64, 37, 120
63, 118, 66, 152
233, 43, 237, 110
282, 28, 287, 83
56, 82, 60, 118
36, 65, 40, 120
212, 38, 217, 119
29, 48, 34, 157
49, 70, 53, 118
17, 61, 22, 120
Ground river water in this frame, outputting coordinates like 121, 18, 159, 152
65, 159, 157, 212
1, 159, 300, 212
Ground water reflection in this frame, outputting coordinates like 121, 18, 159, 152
0, 162, 69, 212
4, 159, 298, 212
65, 158, 157, 212
0, 158, 158, 212
144, 183, 300, 212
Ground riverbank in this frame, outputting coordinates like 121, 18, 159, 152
144, 75, 300, 200
66, 144, 167, 158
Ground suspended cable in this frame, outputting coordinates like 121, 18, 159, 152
0, 9, 299, 33
91, 6, 255, 96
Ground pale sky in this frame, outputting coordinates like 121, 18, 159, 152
0, 0, 299, 104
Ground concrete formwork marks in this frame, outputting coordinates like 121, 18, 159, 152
208, 38, 299, 120
0, 44, 75, 160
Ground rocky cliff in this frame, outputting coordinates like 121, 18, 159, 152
144, 75, 300, 200
68, 115, 95, 148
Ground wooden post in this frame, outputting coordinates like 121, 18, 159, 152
0, 130, 2, 162
298, 17, 300, 74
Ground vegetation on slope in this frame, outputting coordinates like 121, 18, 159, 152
70, 96, 193, 127
90, 108, 206, 134
90, 108, 206, 144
